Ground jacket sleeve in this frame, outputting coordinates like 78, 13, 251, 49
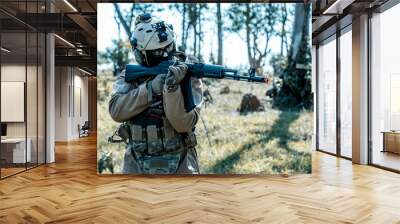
108, 71, 150, 122
163, 78, 203, 133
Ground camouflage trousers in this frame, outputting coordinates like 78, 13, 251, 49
122, 146, 199, 174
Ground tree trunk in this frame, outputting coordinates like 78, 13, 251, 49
245, 4, 253, 67
280, 5, 287, 56
197, 6, 202, 59
193, 22, 197, 57
191, 4, 197, 57
271, 3, 312, 109
217, 3, 223, 65
184, 24, 190, 52
181, 4, 187, 51
113, 3, 133, 40
114, 14, 121, 40
290, 4, 309, 61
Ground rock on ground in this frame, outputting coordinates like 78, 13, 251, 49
238, 93, 265, 114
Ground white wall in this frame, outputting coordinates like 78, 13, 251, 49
1, 63, 47, 164
54, 67, 89, 141
1, 65, 41, 137
55, 66, 68, 141
1, 65, 27, 139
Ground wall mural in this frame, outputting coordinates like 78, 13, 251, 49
97, 2, 312, 175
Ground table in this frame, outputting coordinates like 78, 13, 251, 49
381, 131, 400, 154
1, 138, 31, 164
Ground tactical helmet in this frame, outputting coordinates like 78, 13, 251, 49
131, 13, 176, 67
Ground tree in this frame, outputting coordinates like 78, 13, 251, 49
107, 3, 155, 76
113, 3, 160, 43
98, 39, 132, 76
216, 3, 223, 65
181, 4, 188, 51
268, 3, 312, 110
103, 3, 164, 75
184, 3, 208, 61
228, 3, 279, 70
170, 3, 188, 51
113, 3, 134, 40
279, 5, 289, 56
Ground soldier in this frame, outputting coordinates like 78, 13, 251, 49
108, 13, 203, 174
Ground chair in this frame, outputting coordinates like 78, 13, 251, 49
79, 121, 90, 138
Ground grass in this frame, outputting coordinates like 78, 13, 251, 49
98, 71, 312, 175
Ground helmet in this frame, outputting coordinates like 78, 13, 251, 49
131, 13, 176, 67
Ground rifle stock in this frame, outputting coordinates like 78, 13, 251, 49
125, 60, 267, 111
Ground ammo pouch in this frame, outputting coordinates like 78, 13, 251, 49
128, 116, 197, 157
118, 123, 131, 141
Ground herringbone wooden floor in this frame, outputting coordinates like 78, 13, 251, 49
1, 134, 400, 224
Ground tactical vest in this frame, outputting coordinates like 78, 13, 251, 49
123, 78, 197, 173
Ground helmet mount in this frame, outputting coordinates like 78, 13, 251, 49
153, 21, 168, 43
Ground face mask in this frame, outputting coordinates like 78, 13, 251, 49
144, 43, 175, 66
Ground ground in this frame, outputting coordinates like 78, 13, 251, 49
97, 71, 312, 174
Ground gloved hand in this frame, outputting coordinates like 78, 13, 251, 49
165, 62, 188, 92
150, 73, 166, 95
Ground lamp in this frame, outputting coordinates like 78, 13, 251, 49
54, 34, 75, 48
78, 67, 92, 76
322, 0, 355, 15
1, 47, 11, 53
63, 0, 78, 12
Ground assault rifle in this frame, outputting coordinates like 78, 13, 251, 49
125, 60, 268, 111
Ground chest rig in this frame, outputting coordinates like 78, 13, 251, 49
126, 77, 197, 162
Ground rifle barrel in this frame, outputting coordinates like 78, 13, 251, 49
222, 68, 266, 83
223, 74, 266, 83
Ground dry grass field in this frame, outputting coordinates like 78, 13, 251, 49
97, 71, 312, 174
